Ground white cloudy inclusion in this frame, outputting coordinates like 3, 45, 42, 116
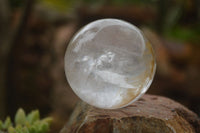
64, 19, 156, 109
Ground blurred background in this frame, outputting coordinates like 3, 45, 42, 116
0, 0, 200, 132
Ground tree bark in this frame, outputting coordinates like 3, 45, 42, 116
61, 94, 200, 133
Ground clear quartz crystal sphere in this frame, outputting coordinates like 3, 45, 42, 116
64, 19, 156, 109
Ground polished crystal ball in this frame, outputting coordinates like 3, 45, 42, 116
64, 19, 156, 109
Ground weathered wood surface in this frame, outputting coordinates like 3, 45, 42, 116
60, 94, 200, 133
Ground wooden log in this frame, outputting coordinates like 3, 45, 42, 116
60, 94, 200, 133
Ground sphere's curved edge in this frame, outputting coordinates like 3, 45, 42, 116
119, 64, 157, 109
